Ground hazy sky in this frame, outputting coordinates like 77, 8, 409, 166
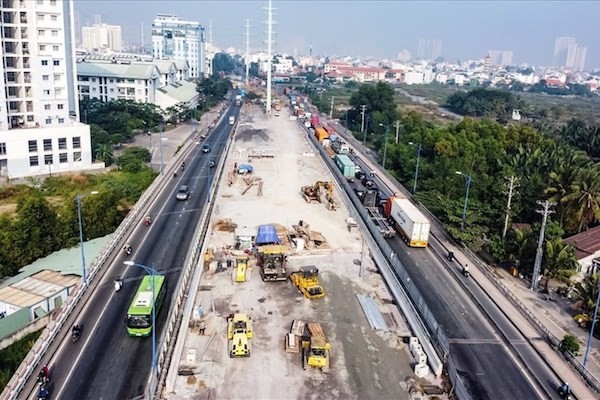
74, 1, 600, 68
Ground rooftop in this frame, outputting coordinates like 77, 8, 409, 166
564, 225, 600, 260
0, 270, 80, 308
77, 61, 159, 80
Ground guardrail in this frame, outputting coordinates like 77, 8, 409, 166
0, 110, 228, 400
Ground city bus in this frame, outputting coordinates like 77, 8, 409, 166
126, 275, 166, 337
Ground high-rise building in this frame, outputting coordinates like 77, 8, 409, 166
397, 49, 411, 63
152, 14, 205, 78
0, 0, 94, 179
487, 50, 513, 66
417, 39, 442, 60
573, 46, 587, 71
81, 23, 122, 52
553, 37, 576, 67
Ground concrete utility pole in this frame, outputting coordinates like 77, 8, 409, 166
394, 120, 401, 143
329, 96, 335, 119
264, 0, 276, 115
244, 19, 251, 87
502, 176, 519, 239
360, 105, 367, 132
531, 200, 556, 291
208, 20, 213, 45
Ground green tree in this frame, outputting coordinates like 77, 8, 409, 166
94, 143, 114, 166
542, 238, 578, 293
117, 146, 151, 173
212, 52, 235, 74
574, 274, 600, 317
77, 189, 121, 239
559, 334, 580, 354
564, 166, 600, 232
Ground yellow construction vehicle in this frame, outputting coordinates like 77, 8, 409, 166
290, 265, 325, 299
300, 181, 336, 210
301, 322, 330, 372
257, 245, 288, 281
227, 313, 253, 357
234, 255, 249, 282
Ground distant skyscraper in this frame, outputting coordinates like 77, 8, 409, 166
397, 49, 411, 62
81, 24, 122, 52
152, 14, 206, 78
417, 39, 442, 60
574, 46, 587, 71
553, 37, 576, 67
487, 50, 513, 66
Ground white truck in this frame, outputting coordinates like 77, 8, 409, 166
229, 115, 235, 125
384, 197, 430, 247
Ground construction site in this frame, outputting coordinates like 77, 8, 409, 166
169, 101, 445, 400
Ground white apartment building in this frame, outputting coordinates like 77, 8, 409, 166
81, 23, 122, 52
152, 14, 205, 78
0, 0, 95, 179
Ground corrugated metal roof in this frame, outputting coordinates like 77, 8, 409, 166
155, 80, 198, 103
12, 276, 63, 297
33, 270, 80, 288
77, 61, 159, 80
564, 225, 600, 260
0, 286, 44, 308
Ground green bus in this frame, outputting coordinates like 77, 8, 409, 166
126, 275, 166, 337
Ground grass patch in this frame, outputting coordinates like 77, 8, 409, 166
0, 330, 43, 390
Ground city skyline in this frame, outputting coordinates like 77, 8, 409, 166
73, 1, 600, 69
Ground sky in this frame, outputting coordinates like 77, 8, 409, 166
74, 0, 600, 69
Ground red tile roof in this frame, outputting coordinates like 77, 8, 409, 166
564, 225, 600, 260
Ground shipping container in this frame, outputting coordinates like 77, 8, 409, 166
384, 197, 430, 247
315, 127, 329, 143
323, 125, 336, 136
335, 154, 356, 177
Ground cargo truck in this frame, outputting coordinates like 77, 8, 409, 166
315, 127, 329, 143
335, 154, 356, 178
235, 94, 242, 107
384, 197, 430, 247
229, 116, 235, 125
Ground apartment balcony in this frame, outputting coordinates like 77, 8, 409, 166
19, 13, 27, 24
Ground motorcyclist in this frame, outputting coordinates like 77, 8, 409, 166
181, 162, 185, 170
559, 382, 571, 397
144, 214, 152, 225
114, 277, 123, 292
173, 171, 177, 178
72, 324, 81, 338
124, 243, 132, 254
447, 251, 454, 262
37, 367, 49, 386
38, 386, 49, 400
462, 264, 470, 276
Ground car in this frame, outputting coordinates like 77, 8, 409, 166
200, 132, 208, 139
202, 144, 211, 153
176, 185, 189, 201
209, 160, 215, 168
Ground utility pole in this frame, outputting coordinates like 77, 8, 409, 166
208, 20, 213, 45
329, 96, 335, 119
244, 19, 251, 87
264, 0, 276, 115
502, 176, 519, 239
531, 200, 556, 291
394, 120, 401, 143
360, 105, 367, 132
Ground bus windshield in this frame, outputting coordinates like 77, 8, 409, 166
127, 315, 151, 329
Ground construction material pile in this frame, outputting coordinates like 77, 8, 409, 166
290, 220, 329, 250
214, 218, 238, 232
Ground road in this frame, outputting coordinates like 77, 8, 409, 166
20, 102, 240, 400
328, 122, 562, 400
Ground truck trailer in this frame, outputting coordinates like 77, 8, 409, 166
335, 154, 356, 178
384, 197, 430, 247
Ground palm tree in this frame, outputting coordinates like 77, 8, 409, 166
574, 274, 600, 317
565, 166, 600, 232
94, 143, 114, 165
542, 239, 578, 293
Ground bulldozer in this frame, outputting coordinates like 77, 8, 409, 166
234, 255, 249, 282
301, 322, 330, 372
257, 245, 288, 282
290, 265, 325, 299
227, 313, 253, 357
300, 181, 337, 210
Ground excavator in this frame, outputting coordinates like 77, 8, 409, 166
300, 181, 336, 211
290, 265, 325, 299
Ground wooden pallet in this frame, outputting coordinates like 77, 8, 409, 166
307, 322, 325, 338
285, 333, 300, 353
290, 320, 305, 336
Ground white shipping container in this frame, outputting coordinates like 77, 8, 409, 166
390, 198, 430, 247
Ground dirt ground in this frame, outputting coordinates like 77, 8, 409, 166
169, 102, 443, 400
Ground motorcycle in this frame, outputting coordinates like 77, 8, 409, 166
462, 266, 470, 278
558, 385, 572, 400
447, 251, 454, 262
173, 172, 177, 178
181, 162, 185, 171
71, 329, 81, 343
124, 245, 132, 256
144, 215, 152, 226
37, 386, 50, 400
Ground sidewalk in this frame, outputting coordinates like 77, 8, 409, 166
327, 120, 600, 399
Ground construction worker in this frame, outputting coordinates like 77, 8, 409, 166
199, 321, 206, 335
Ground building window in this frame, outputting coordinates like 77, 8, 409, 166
51, 30, 58, 37
0, 143, 6, 156
41, 60, 48, 66
44, 154, 53, 165
53, 60, 59, 66
58, 138, 66, 149
73, 151, 82, 162
43, 139, 52, 151
52, 45, 59, 51
36, 0, 43, 4
28, 140, 37, 152
42, 75, 49, 81
39, 45, 46, 51
50, 15, 57, 21
58, 118, 64, 123
55, 88, 62, 95
45, 118, 51, 124
50, 0, 56, 5
53, 74, 60, 81
59, 153, 67, 163
38, 30, 45, 36
57, 104, 63, 110
109, 79, 114, 83
44, 104, 51, 110
37, 14, 44, 21
91, 78, 96, 82
43, 90, 50, 95
72, 137, 81, 149
29, 156, 39, 166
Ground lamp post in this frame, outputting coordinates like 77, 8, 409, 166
124, 261, 159, 397
584, 276, 600, 369
456, 171, 473, 231
76, 191, 99, 285
408, 142, 422, 194
379, 123, 390, 169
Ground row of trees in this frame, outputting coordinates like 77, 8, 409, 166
196, 74, 231, 110
445, 88, 526, 120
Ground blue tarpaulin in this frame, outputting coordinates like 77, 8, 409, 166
238, 164, 254, 174
255, 224, 280, 245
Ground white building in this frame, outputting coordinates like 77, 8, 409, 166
0, 0, 96, 179
81, 23, 122, 52
152, 14, 205, 78
404, 71, 424, 85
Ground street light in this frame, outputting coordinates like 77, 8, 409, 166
408, 142, 422, 194
455, 171, 473, 231
76, 191, 99, 285
123, 261, 159, 397
584, 273, 600, 369
379, 123, 390, 169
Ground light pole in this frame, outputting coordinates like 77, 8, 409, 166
76, 191, 99, 285
456, 171, 473, 231
379, 123, 390, 169
584, 272, 600, 369
409, 142, 422, 194
124, 261, 159, 397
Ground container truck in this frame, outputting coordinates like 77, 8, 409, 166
311, 116, 320, 129
384, 197, 430, 247
335, 154, 356, 178
315, 127, 329, 143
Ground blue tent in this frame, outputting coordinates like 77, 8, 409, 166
255, 224, 280, 245
238, 164, 254, 174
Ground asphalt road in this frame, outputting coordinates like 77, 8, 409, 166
21, 102, 240, 400
328, 124, 562, 400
